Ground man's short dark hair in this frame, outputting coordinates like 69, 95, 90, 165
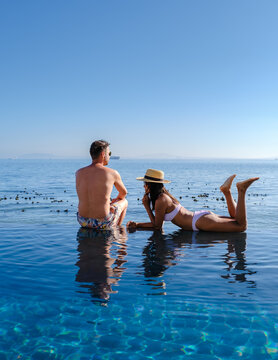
90, 140, 110, 160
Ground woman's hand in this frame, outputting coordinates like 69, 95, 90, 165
126, 221, 137, 232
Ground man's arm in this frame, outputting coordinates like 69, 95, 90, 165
111, 170, 128, 202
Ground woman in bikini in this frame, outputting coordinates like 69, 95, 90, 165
126, 169, 259, 232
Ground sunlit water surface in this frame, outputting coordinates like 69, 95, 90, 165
0, 159, 277, 359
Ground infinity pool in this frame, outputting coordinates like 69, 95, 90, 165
0, 159, 277, 359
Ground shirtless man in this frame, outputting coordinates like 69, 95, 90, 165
76, 140, 128, 229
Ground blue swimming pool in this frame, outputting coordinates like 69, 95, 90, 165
0, 159, 277, 359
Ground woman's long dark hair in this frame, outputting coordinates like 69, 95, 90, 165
146, 182, 179, 211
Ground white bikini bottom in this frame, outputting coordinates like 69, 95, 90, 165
192, 210, 211, 231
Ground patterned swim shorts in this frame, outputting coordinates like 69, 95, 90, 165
77, 202, 124, 230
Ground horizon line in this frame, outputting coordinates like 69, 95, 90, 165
0, 156, 277, 161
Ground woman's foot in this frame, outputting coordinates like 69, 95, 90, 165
236, 177, 259, 193
220, 174, 236, 193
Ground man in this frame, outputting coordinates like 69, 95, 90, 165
76, 140, 128, 229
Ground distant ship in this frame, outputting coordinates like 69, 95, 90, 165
110, 156, 120, 160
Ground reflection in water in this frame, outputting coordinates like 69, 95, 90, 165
141, 230, 256, 294
75, 227, 127, 304
222, 236, 256, 287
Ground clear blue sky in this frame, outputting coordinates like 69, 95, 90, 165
0, 0, 277, 159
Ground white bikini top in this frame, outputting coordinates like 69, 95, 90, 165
164, 203, 182, 221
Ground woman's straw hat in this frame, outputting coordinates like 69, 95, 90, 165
136, 169, 171, 184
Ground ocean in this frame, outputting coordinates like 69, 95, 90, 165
0, 158, 277, 359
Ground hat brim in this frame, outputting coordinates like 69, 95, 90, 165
136, 177, 171, 184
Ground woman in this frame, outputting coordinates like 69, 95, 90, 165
126, 169, 259, 232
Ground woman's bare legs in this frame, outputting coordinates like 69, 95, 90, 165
196, 177, 259, 232
235, 177, 259, 228
220, 174, 237, 218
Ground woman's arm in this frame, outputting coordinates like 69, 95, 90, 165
142, 194, 155, 224
126, 194, 156, 230
134, 222, 155, 229
127, 195, 167, 231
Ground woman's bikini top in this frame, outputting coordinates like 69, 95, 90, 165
164, 203, 182, 221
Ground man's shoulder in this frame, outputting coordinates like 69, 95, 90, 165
76, 164, 120, 180
106, 167, 120, 178
76, 165, 90, 174
76, 165, 94, 178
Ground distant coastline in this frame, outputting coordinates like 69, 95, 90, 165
0, 155, 277, 161
2, 154, 122, 160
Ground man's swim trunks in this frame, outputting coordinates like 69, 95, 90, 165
77, 202, 123, 230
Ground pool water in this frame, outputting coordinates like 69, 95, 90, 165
0, 159, 277, 359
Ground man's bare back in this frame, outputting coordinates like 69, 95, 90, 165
76, 140, 128, 227
76, 163, 126, 218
